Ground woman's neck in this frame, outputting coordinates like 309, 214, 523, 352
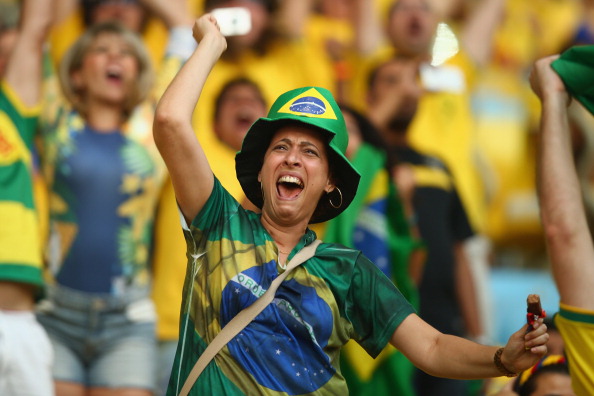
84, 100, 126, 132
260, 214, 308, 257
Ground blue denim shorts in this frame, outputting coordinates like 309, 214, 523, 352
36, 285, 157, 390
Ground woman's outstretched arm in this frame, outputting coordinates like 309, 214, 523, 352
391, 313, 547, 379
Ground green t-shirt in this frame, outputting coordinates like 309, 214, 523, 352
167, 178, 415, 395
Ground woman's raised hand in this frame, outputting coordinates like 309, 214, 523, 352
192, 14, 227, 53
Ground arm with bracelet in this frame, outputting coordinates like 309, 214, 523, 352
389, 293, 548, 380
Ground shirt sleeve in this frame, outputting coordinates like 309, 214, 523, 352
346, 252, 416, 357
185, 177, 244, 246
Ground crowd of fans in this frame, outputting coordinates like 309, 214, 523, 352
1, 0, 593, 395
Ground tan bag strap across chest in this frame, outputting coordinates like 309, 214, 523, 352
178, 239, 322, 396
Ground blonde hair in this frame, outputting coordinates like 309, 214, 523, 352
59, 21, 154, 117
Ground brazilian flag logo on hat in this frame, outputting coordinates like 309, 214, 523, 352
235, 86, 361, 223
276, 88, 339, 120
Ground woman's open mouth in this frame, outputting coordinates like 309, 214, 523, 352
276, 175, 304, 199
105, 68, 123, 85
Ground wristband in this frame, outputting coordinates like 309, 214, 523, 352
494, 347, 518, 377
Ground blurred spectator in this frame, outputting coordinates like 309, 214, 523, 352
152, 76, 267, 396
350, 0, 507, 235
366, 55, 482, 395
0, 0, 55, 394
212, 77, 267, 154
36, 21, 162, 395
33, 1, 193, 393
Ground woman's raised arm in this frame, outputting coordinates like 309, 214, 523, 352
153, 15, 226, 223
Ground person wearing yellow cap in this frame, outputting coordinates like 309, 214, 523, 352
154, 13, 550, 396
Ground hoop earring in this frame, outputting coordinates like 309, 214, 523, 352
328, 187, 343, 209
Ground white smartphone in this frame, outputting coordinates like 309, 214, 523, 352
211, 7, 252, 37
419, 63, 465, 93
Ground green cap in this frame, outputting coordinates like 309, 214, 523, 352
552, 45, 594, 115
235, 86, 361, 223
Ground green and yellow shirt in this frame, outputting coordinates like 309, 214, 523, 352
167, 178, 415, 395
0, 82, 44, 288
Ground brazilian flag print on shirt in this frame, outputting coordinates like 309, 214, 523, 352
167, 178, 415, 396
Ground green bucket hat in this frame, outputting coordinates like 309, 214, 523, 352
235, 86, 361, 223
551, 45, 594, 115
